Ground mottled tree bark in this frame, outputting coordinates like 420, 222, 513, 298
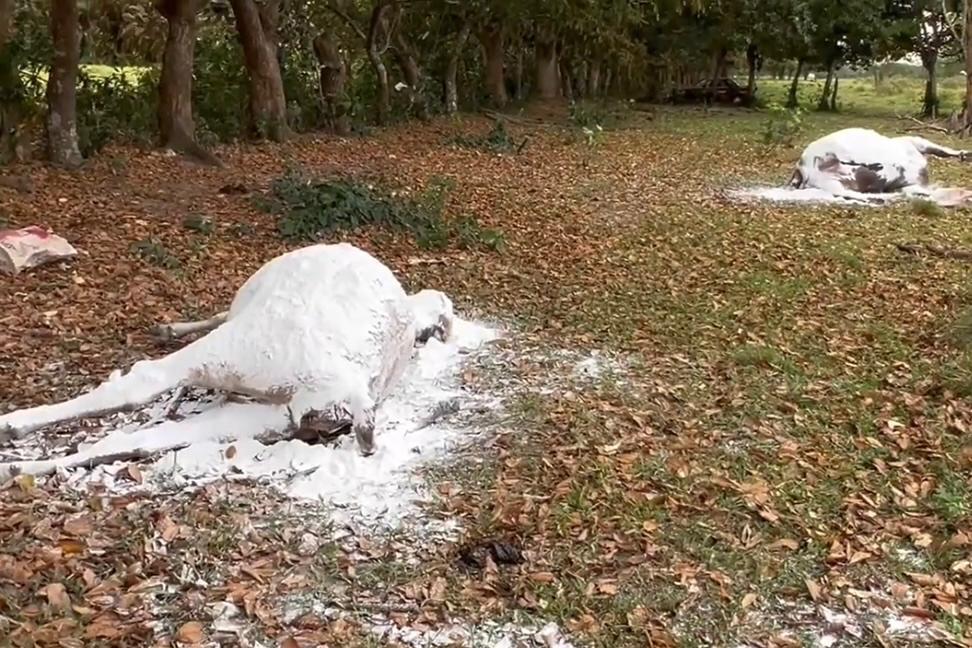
444, 20, 471, 114
392, 23, 429, 120
229, 0, 289, 141
367, 2, 391, 124
157, 0, 218, 163
313, 32, 350, 134
47, 0, 83, 167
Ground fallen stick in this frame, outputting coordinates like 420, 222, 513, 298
0, 443, 190, 480
896, 242, 972, 262
903, 116, 952, 135
151, 311, 229, 342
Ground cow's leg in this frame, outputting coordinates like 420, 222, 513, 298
0, 348, 191, 441
151, 311, 229, 342
902, 136, 968, 159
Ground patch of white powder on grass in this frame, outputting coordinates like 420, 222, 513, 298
366, 616, 573, 648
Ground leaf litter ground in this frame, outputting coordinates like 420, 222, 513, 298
1, 107, 972, 647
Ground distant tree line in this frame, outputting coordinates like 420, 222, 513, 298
0, 0, 967, 167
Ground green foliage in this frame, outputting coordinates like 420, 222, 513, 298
761, 102, 804, 146
260, 169, 503, 251
451, 120, 518, 153
569, 102, 609, 131
910, 198, 944, 218
131, 238, 180, 269
77, 68, 158, 156
183, 214, 215, 235
192, 22, 248, 144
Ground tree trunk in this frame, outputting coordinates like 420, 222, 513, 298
479, 23, 507, 108
922, 49, 939, 118
228, 0, 289, 141
710, 46, 728, 84
560, 57, 573, 102
965, 0, 972, 131
443, 19, 471, 115
830, 73, 838, 111
313, 32, 349, 134
367, 2, 391, 124
392, 24, 428, 120
588, 58, 601, 97
746, 43, 758, 95
786, 59, 803, 109
513, 43, 524, 100
534, 30, 559, 100
572, 60, 591, 97
157, 0, 217, 163
46, 0, 83, 167
0, 0, 25, 162
817, 62, 834, 111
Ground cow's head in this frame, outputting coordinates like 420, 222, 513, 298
406, 289, 454, 344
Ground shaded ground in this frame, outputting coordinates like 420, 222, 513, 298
1, 106, 971, 646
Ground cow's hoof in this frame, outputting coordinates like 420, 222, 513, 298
355, 424, 376, 457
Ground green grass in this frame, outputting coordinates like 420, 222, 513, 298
753, 74, 965, 116
20, 63, 151, 86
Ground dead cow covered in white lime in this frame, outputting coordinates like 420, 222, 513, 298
0, 243, 455, 470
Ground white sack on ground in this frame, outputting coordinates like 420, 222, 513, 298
0, 226, 77, 275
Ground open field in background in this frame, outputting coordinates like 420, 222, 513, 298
753, 75, 966, 116
1, 84, 971, 645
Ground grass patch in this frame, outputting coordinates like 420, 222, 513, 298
258, 169, 505, 251
131, 238, 180, 270
451, 119, 522, 154
911, 198, 945, 218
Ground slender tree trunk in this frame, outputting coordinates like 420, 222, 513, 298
228, 0, 289, 141
157, 0, 217, 163
786, 59, 803, 109
392, 25, 429, 120
479, 23, 507, 108
746, 43, 758, 96
830, 73, 838, 111
534, 29, 559, 100
922, 49, 939, 118
818, 62, 834, 111
710, 46, 728, 83
444, 19, 471, 115
366, 2, 391, 124
0, 0, 10, 47
313, 32, 349, 134
964, 0, 972, 131
560, 57, 573, 102
577, 60, 588, 98
588, 58, 601, 97
0, 0, 24, 161
47, 0, 83, 167
513, 43, 524, 100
